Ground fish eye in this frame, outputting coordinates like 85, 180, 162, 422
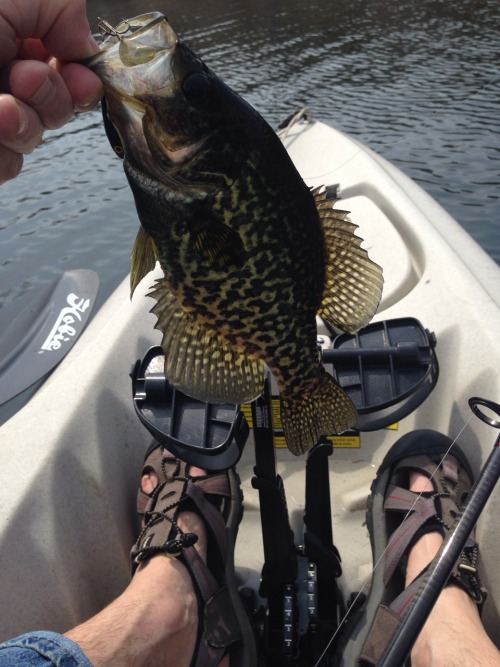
182, 72, 216, 109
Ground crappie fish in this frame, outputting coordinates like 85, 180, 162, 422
87, 12, 383, 455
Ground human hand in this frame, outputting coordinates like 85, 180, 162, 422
0, 0, 103, 184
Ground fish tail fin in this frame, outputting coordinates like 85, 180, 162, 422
280, 370, 357, 455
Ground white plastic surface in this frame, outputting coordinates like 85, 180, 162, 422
1, 119, 499, 647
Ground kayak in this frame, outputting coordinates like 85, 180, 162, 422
1, 112, 499, 659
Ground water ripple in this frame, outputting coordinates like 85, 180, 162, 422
1, 0, 498, 330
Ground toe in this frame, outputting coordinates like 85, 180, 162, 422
141, 469, 158, 495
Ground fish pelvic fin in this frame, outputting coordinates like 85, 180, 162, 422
280, 369, 357, 455
131, 226, 159, 298
314, 188, 383, 334
191, 218, 246, 270
149, 278, 265, 404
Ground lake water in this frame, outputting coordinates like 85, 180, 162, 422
1, 0, 499, 329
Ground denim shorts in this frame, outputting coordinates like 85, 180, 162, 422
0, 631, 93, 667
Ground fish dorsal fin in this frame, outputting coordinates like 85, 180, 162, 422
314, 188, 384, 333
149, 278, 265, 404
131, 226, 159, 298
190, 218, 246, 270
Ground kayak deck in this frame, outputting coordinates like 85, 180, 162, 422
0, 117, 499, 651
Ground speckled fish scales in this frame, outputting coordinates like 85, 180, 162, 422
88, 12, 383, 454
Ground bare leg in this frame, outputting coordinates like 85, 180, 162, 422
407, 471, 500, 667
66, 467, 230, 667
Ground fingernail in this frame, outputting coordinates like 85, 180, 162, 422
75, 92, 103, 113
87, 32, 101, 55
0, 152, 24, 184
16, 105, 29, 138
74, 100, 98, 112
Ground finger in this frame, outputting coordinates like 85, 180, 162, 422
0, 0, 99, 65
57, 63, 103, 112
0, 145, 24, 185
40, 0, 100, 62
6, 59, 74, 129
0, 93, 43, 153
15, 37, 49, 62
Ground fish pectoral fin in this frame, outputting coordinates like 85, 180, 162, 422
314, 188, 384, 334
280, 368, 357, 455
191, 219, 245, 270
131, 226, 159, 298
149, 278, 264, 404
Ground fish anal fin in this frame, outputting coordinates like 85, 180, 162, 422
280, 368, 357, 455
149, 278, 264, 404
131, 226, 159, 298
191, 219, 245, 270
314, 188, 383, 333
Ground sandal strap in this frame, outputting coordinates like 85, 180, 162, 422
359, 604, 400, 665
359, 447, 487, 665
187, 478, 230, 559
360, 562, 430, 664
383, 485, 441, 585
132, 457, 231, 565
132, 448, 247, 666
382, 452, 463, 587
450, 537, 487, 605
180, 480, 246, 666
182, 545, 242, 667
360, 538, 488, 666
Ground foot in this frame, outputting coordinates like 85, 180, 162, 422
139, 463, 209, 561
135, 465, 229, 667
130, 447, 255, 666
407, 471, 500, 667
348, 432, 495, 667
65, 465, 229, 667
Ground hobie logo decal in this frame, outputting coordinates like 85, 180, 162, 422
39, 293, 91, 353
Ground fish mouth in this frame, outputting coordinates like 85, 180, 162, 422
86, 12, 177, 68
85, 12, 180, 98
86, 12, 222, 184
86, 13, 203, 165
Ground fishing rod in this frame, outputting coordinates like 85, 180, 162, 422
377, 396, 500, 667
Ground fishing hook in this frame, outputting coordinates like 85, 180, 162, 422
97, 18, 131, 40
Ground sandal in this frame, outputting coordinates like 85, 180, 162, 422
337, 430, 487, 666
131, 441, 257, 667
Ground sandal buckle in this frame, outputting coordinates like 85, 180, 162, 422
458, 563, 477, 575
163, 531, 199, 556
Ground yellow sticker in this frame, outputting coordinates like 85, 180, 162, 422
240, 401, 398, 449
273, 435, 288, 449
271, 398, 282, 428
327, 433, 361, 449
240, 403, 253, 428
